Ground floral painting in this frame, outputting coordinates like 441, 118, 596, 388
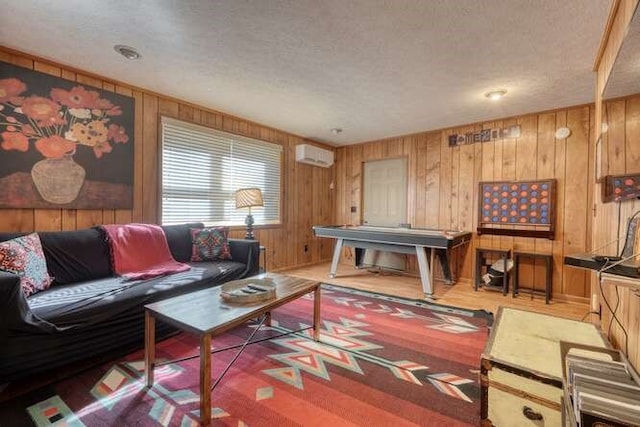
0, 61, 134, 208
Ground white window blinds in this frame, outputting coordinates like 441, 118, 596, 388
161, 117, 282, 226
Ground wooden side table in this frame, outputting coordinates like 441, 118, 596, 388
259, 245, 266, 273
475, 248, 511, 296
512, 251, 553, 304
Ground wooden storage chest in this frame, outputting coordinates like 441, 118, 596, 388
480, 307, 608, 426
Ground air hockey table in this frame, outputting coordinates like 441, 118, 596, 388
313, 225, 472, 297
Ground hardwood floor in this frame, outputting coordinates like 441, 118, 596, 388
281, 262, 597, 322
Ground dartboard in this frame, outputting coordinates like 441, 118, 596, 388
480, 180, 553, 226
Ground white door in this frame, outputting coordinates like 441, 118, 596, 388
363, 158, 407, 226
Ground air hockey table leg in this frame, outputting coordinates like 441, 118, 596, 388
329, 238, 344, 279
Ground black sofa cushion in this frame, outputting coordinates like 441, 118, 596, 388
0, 229, 112, 285
162, 222, 204, 262
40, 228, 112, 285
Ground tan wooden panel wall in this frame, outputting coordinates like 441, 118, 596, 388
0, 48, 336, 271
335, 105, 596, 303
593, 0, 640, 373
593, 95, 640, 374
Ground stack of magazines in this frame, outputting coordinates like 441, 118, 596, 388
564, 352, 640, 426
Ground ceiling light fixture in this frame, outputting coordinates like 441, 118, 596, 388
330, 128, 343, 135
114, 45, 141, 60
485, 89, 507, 101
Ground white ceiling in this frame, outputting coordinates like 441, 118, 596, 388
0, 0, 612, 146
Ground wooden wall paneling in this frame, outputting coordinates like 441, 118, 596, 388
201, 111, 222, 129
0, 210, 33, 232
311, 165, 321, 263
438, 131, 453, 231
472, 136, 483, 230
178, 104, 195, 123
457, 128, 475, 279
562, 107, 591, 298
101, 81, 118, 225
61, 210, 77, 231
338, 146, 352, 263
75, 210, 104, 229
414, 135, 428, 228
34, 210, 62, 231
628, 286, 640, 369
606, 99, 627, 175
403, 136, 418, 273
535, 112, 557, 291
141, 94, 159, 224
350, 145, 363, 226
626, 96, 640, 170
586, 105, 596, 253
269, 131, 288, 272
449, 134, 461, 231
335, 147, 347, 226
479, 122, 499, 251
552, 111, 569, 297
457, 131, 475, 232
299, 157, 313, 266
131, 90, 144, 222
345, 144, 361, 263
0, 50, 32, 68
405, 136, 417, 228
33, 60, 61, 77
114, 85, 135, 224
385, 137, 404, 158
285, 136, 298, 267
424, 132, 441, 229
316, 165, 333, 261
499, 119, 518, 252
513, 116, 538, 288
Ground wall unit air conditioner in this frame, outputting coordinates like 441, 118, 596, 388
295, 144, 334, 168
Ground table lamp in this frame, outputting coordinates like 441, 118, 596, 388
235, 187, 263, 239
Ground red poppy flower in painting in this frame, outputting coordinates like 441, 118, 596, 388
0, 131, 29, 152
107, 124, 129, 143
50, 86, 101, 109
105, 105, 122, 116
92, 140, 112, 158
0, 82, 129, 159
35, 135, 76, 158
0, 78, 27, 103
20, 96, 62, 124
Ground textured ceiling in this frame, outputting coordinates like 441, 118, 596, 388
0, 0, 612, 146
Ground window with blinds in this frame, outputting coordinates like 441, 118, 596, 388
161, 117, 282, 226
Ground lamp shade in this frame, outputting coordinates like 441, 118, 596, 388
235, 188, 264, 209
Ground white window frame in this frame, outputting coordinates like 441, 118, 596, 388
160, 116, 282, 227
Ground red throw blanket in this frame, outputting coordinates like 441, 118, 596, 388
102, 224, 190, 280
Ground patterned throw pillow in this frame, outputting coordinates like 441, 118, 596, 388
190, 227, 232, 262
0, 233, 53, 297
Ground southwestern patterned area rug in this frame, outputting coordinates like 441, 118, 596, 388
0, 284, 492, 426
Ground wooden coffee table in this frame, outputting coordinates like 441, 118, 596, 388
144, 273, 321, 426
